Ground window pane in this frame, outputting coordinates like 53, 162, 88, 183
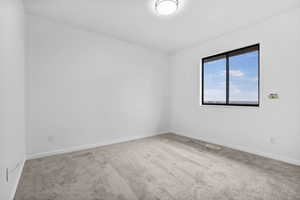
203, 56, 226, 104
228, 50, 259, 105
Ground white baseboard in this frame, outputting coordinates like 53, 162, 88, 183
10, 157, 25, 200
26, 130, 300, 165
27, 131, 168, 160
171, 130, 300, 166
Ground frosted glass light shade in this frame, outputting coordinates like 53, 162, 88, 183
155, 0, 178, 15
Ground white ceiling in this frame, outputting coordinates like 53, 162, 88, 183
24, 0, 300, 52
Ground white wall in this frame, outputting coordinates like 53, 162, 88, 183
0, 0, 25, 199
26, 15, 169, 157
24, 0, 300, 167
169, 7, 300, 165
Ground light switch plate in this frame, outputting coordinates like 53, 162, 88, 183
268, 93, 279, 99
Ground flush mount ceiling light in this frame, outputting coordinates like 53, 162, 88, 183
155, 0, 179, 15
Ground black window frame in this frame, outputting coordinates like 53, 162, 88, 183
201, 44, 260, 107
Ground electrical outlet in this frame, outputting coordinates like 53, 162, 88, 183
48, 136, 54, 143
270, 137, 276, 144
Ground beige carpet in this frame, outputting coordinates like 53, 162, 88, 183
15, 133, 300, 200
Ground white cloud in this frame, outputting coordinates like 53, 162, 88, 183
229, 70, 244, 77
203, 89, 226, 102
250, 77, 258, 82
219, 70, 244, 77
229, 82, 241, 93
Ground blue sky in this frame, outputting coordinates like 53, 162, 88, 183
203, 51, 259, 103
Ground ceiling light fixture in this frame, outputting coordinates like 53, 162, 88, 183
155, 0, 178, 15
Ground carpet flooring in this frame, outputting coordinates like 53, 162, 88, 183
15, 133, 300, 200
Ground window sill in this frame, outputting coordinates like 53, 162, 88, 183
199, 103, 261, 109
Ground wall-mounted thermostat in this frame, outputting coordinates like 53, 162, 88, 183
268, 93, 279, 99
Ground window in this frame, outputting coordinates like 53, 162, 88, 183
202, 44, 259, 106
